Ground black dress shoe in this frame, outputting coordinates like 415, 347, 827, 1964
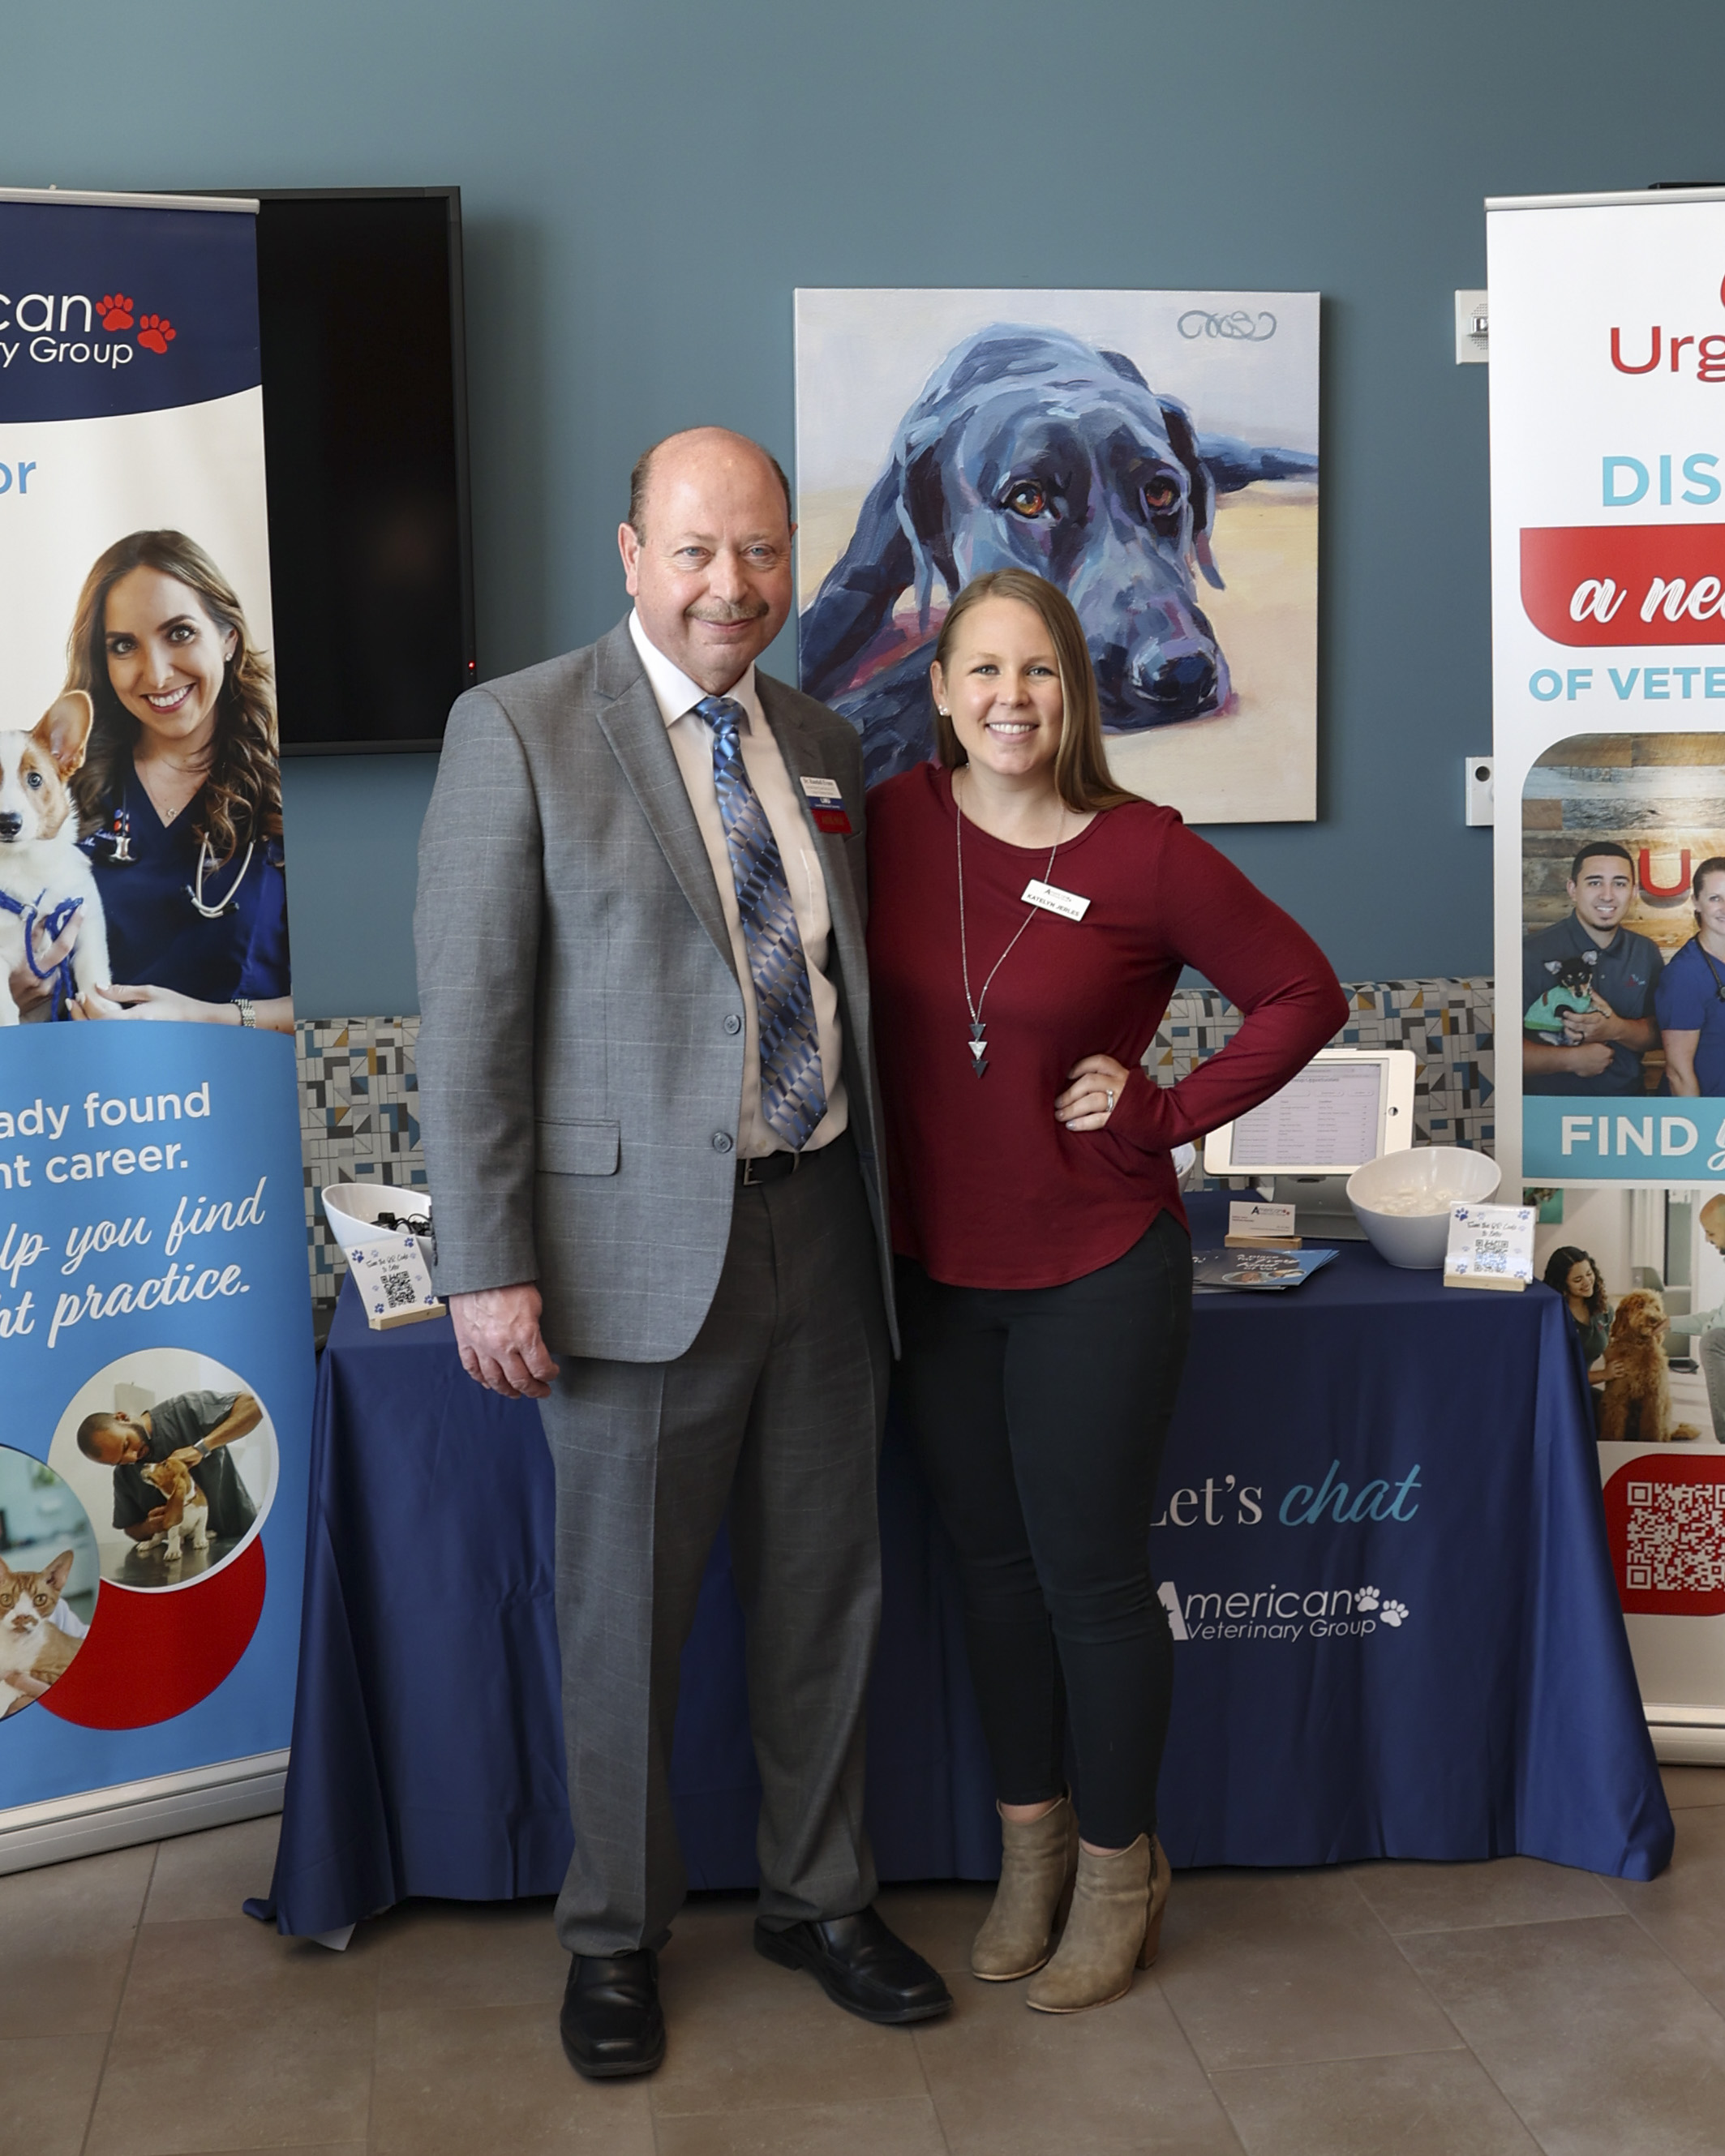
559, 1948, 666, 2078
754, 1905, 952, 2024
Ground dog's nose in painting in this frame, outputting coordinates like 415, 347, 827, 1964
0, 813, 21, 841
1088, 636, 1221, 727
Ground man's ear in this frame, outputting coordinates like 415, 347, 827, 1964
34, 691, 95, 777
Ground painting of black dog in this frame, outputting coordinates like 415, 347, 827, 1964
797, 307, 1319, 798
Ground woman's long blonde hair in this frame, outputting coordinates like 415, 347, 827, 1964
65, 529, 281, 864
930, 568, 1139, 814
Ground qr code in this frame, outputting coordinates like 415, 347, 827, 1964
377, 1264, 420, 1311
1623, 1478, 1725, 1592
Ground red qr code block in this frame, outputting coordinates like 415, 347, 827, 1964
1602, 1455, 1725, 1615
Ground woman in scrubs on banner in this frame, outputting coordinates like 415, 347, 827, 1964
1658, 856, 1725, 1099
16, 530, 292, 1032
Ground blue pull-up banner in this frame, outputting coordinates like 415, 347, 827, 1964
0, 189, 311, 1832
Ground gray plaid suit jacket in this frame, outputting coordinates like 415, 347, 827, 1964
414, 618, 894, 1362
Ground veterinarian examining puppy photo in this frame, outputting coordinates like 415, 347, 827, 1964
8, 529, 292, 1033
75, 1386, 263, 1589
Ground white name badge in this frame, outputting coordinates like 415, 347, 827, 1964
800, 775, 843, 803
1022, 878, 1090, 921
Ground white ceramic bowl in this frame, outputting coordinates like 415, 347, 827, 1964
320, 1183, 434, 1259
1345, 1147, 1501, 1270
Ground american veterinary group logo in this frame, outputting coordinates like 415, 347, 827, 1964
1157, 1579, 1411, 1644
0, 289, 178, 372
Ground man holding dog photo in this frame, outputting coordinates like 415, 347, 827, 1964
1523, 842, 1663, 1095
416, 428, 947, 2081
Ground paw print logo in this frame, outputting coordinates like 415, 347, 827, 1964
97, 293, 134, 331
1354, 1585, 1380, 1611
135, 313, 176, 354
1380, 1600, 1410, 1628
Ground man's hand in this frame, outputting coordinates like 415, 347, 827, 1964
1563, 1041, 1614, 1078
449, 1283, 560, 1401
1564, 988, 1620, 1045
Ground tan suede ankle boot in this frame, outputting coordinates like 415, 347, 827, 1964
1025, 1832, 1171, 2012
971, 1798, 1080, 1980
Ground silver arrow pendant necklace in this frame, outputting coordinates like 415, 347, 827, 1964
955, 771, 1064, 1077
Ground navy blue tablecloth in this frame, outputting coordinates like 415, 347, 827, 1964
258, 1196, 1670, 1935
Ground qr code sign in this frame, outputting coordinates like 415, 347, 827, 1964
1603, 1457, 1725, 1614
378, 1263, 419, 1311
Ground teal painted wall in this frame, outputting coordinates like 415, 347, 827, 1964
13, 0, 1725, 1012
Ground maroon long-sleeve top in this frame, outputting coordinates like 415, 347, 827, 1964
865, 764, 1348, 1289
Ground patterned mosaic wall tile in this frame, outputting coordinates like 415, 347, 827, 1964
296, 1018, 426, 1310
1150, 976, 1495, 1168
295, 984, 1495, 1309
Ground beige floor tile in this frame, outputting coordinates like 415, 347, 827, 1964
0, 2033, 109, 2156
915, 1965, 1239, 2155
1350, 1854, 1621, 1935
873, 1881, 993, 1976
1214, 2051, 1543, 2154
85, 1915, 375, 2155
1154, 1869, 1461, 2072
654, 2096, 948, 2155
1401, 1912, 1725, 2156
144, 1815, 281, 1926
0, 1842, 155, 2037
1603, 1801, 1725, 2004
649, 1900, 931, 2117
371, 2001, 653, 2155
1661, 1764, 1725, 1810
369, 1894, 568, 2012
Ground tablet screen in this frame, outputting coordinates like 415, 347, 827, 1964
1226, 1061, 1385, 1172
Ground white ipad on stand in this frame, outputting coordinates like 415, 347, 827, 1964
1202, 1048, 1417, 1239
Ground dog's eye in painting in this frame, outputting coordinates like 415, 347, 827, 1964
1002, 481, 1049, 519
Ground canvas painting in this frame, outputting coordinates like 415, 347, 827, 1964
795, 288, 1319, 822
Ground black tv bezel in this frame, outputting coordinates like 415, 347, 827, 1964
188, 182, 476, 756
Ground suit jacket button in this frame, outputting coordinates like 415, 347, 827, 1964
723, 1014, 743, 1035
712, 1132, 734, 1153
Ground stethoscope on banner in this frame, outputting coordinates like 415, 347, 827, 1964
90, 807, 256, 919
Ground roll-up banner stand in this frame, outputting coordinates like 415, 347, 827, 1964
1490, 186, 1725, 1763
0, 189, 312, 1869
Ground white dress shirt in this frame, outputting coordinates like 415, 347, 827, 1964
629, 612, 848, 1157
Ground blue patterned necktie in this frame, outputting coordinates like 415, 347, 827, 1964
696, 696, 828, 1150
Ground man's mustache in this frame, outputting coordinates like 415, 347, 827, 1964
686, 602, 771, 625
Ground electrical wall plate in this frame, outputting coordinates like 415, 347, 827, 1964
1456, 289, 1488, 364
1465, 755, 1494, 825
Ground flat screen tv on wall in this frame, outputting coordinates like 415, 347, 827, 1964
202, 186, 476, 754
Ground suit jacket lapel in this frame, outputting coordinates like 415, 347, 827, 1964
590, 621, 736, 978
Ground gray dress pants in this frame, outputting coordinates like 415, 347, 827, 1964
538, 1135, 890, 1957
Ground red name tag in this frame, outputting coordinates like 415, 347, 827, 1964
811, 804, 854, 836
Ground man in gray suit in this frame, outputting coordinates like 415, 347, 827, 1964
415, 428, 949, 2079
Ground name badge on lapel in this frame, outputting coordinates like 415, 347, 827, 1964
800, 774, 854, 836
1022, 879, 1090, 921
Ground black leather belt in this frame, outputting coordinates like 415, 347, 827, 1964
736, 1150, 804, 1186
736, 1133, 848, 1188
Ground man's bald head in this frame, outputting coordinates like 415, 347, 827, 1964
618, 427, 797, 696
1702, 1194, 1725, 1251
629, 428, 792, 543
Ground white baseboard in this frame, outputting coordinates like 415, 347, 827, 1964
0, 1750, 288, 1876
1644, 1703, 1725, 1767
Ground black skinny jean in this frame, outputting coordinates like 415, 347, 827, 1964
895, 1212, 1192, 1850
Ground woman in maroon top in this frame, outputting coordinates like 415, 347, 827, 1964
869, 568, 1344, 2012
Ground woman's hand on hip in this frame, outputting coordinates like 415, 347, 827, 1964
1055, 1053, 1131, 1132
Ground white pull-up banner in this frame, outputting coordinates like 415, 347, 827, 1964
1490, 187, 1725, 1759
